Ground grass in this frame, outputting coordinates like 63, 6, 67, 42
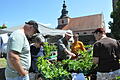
0, 58, 7, 68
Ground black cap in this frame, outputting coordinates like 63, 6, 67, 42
25, 20, 39, 33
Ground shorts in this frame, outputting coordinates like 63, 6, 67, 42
97, 69, 120, 80
6, 74, 29, 80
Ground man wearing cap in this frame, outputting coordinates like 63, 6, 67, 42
93, 28, 120, 80
5, 20, 39, 80
57, 32, 76, 61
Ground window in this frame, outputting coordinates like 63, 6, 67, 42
62, 20, 64, 24
83, 32, 87, 34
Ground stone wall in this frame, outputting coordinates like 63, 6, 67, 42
79, 35, 96, 45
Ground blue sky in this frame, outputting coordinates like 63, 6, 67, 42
0, 0, 112, 32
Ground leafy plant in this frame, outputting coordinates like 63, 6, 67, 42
37, 44, 95, 79
37, 57, 71, 80
43, 42, 57, 57
116, 76, 120, 80
62, 50, 94, 75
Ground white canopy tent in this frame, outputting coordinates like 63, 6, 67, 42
0, 24, 72, 36
0, 33, 9, 57
38, 24, 72, 36
0, 24, 72, 56
0, 25, 23, 34
0, 24, 73, 54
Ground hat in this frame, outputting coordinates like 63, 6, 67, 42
25, 20, 39, 33
93, 28, 105, 33
65, 32, 73, 37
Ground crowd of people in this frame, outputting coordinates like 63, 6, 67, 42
0, 20, 119, 80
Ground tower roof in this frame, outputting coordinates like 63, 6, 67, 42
59, 0, 69, 19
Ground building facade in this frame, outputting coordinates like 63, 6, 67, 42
56, 1, 105, 36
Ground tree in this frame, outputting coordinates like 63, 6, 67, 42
2, 24, 7, 29
0, 26, 2, 29
0, 24, 7, 29
109, 0, 120, 40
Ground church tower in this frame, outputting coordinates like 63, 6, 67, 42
57, 0, 70, 29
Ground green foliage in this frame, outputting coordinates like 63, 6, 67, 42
109, 0, 120, 39
85, 45, 93, 51
62, 50, 94, 75
37, 44, 95, 79
116, 76, 120, 80
0, 26, 2, 29
0, 25, 7, 29
37, 57, 71, 80
0, 58, 7, 68
84, 45, 93, 48
43, 42, 57, 57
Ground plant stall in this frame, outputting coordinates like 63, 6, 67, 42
36, 43, 96, 80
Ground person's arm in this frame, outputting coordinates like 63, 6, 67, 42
93, 42, 101, 64
8, 50, 28, 76
64, 48, 76, 56
58, 39, 76, 57
93, 57, 99, 64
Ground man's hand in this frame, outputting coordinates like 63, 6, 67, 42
20, 70, 28, 76
69, 52, 76, 57
64, 49, 76, 57
8, 50, 29, 76
93, 57, 99, 64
